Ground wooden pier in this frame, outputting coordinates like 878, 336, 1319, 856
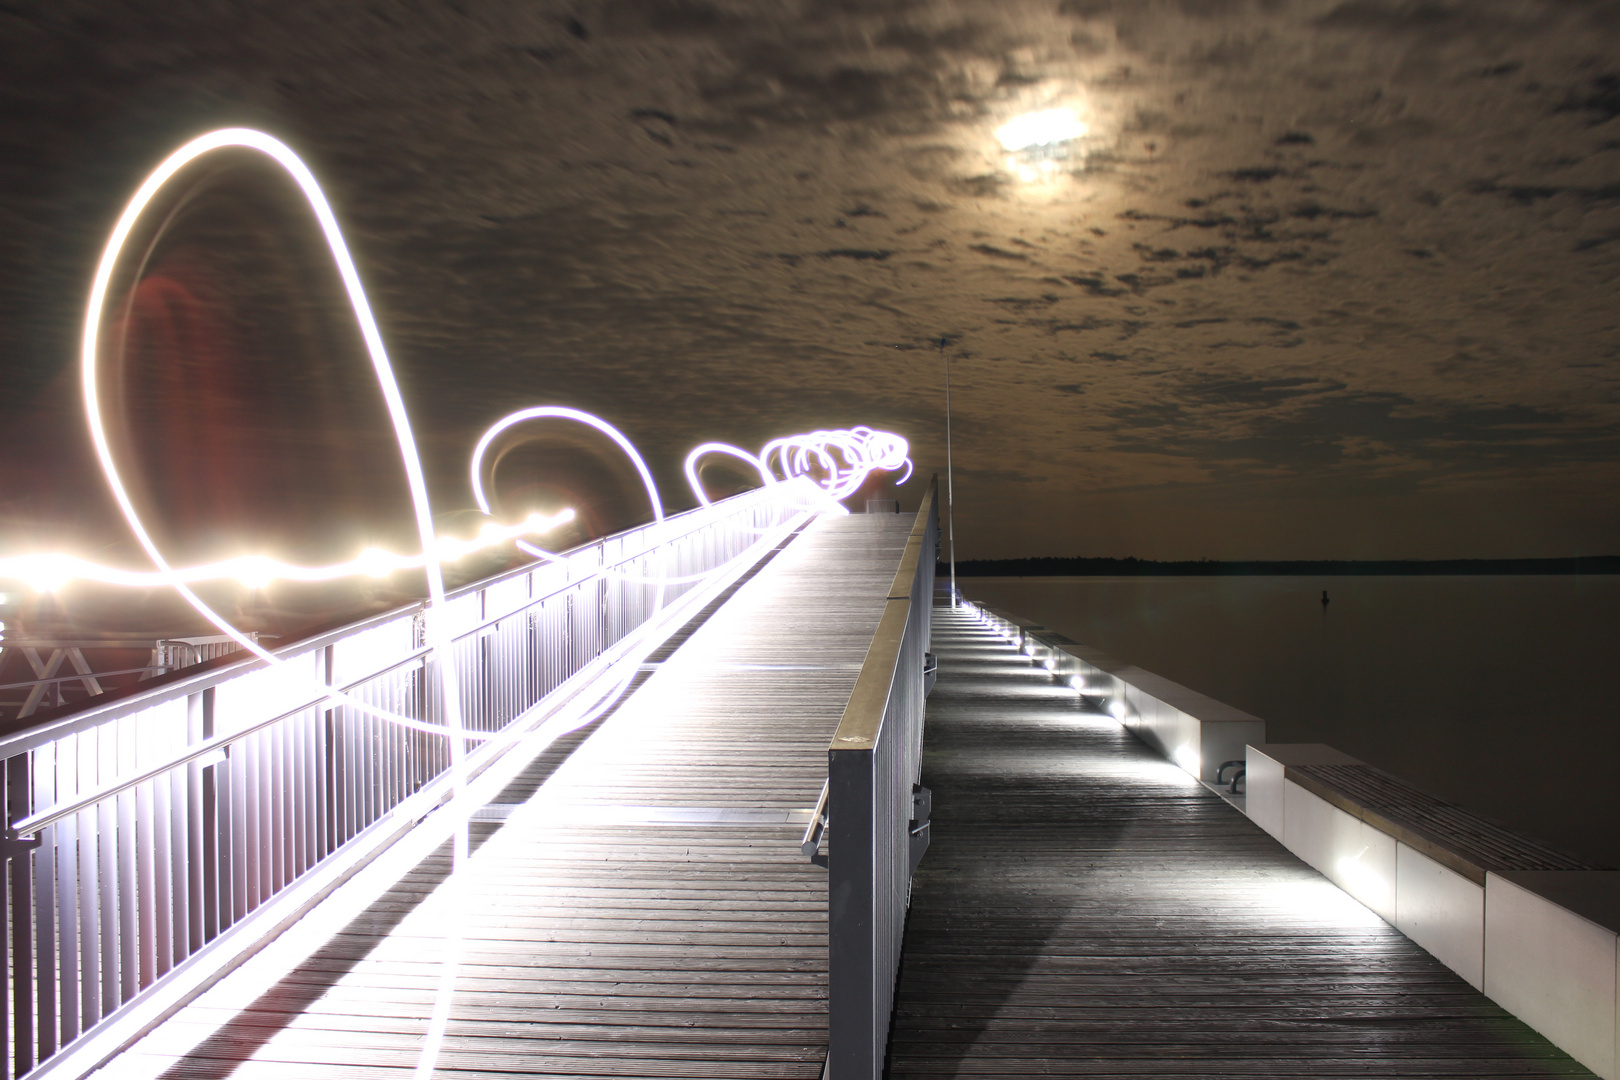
886, 603, 1594, 1078
86, 531, 1601, 1079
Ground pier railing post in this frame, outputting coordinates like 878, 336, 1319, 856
826, 478, 937, 1079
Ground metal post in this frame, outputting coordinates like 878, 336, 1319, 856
940, 339, 958, 608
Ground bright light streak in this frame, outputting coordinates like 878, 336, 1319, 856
683, 442, 769, 507
1171, 742, 1200, 776
468, 406, 691, 581
684, 427, 912, 513
72, 128, 487, 871
996, 108, 1088, 152
758, 426, 912, 504
78, 128, 457, 667
0, 512, 574, 592
1332, 845, 1393, 917
471, 406, 663, 527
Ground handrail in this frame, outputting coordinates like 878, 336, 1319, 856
0, 485, 791, 757
801, 779, 830, 859
0, 668, 163, 693
824, 477, 937, 1080
9, 643, 449, 838
6, 484, 811, 840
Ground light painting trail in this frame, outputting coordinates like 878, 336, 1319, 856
686, 425, 913, 507
0, 126, 918, 1080
0, 510, 575, 593
470, 413, 913, 585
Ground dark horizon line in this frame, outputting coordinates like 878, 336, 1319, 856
946, 555, 1620, 577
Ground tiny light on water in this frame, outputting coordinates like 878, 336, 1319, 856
996, 107, 1088, 152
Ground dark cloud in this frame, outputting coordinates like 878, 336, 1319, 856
0, 0, 1614, 566
1554, 73, 1620, 125
1115, 390, 1611, 476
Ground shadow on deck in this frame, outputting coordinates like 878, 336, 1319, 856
886, 604, 1593, 1078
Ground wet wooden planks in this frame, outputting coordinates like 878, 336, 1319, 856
885, 604, 1595, 1079
110, 514, 912, 1080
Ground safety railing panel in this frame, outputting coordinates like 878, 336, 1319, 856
824, 479, 937, 1080
0, 482, 804, 1079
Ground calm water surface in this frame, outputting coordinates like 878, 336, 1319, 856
962, 576, 1620, 868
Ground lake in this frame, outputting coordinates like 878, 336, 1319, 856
958, 576, 1620, 868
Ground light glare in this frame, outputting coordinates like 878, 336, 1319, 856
996, 108, 1088, 152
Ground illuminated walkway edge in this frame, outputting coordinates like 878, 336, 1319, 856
886, 601, 1594, 1078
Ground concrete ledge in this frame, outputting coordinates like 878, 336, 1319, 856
1396, 844, 1484, 990
1249, 741, 1615, 1075
1485, 871, 1620, 1080
1283, 777, 1397, 922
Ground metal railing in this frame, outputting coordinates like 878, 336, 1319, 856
823, 478, 937, 1080
0, 637, 257, 723
0, 483, 809, 1079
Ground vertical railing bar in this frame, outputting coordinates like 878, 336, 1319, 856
139, 766, 161, 989
36, 744, 60, 1060
0, 486, 795, 1078
166, 747, 187, 974
228, 722, 247, 928
8, 755, 33, 1078
118, 722, 141, 1004
96, 726, 119, 1019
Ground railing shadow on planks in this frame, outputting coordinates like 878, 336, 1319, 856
804, 476, 937, 1080
0, 482, 814, 1080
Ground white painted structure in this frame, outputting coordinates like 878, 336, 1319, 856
1248, 743, 1620, 1078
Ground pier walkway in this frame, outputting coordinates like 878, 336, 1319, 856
104, 513, 913, 1079
887, 603, 1593, 1078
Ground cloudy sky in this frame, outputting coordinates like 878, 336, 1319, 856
1, 0, 1618, 564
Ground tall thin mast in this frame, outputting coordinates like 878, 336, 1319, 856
941, 337, 957, 608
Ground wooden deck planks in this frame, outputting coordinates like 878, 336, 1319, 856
109, 514, 913, 1080
884, 604, 1596, 1079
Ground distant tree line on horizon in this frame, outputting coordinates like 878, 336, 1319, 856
942, 555, 1620, 577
